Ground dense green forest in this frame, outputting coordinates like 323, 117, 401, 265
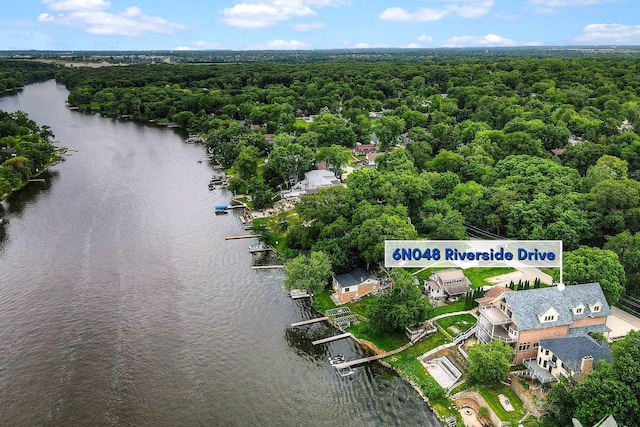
0, 109, 57, 199
4, 55, 640, 425
0, 60, 56, 92
0, 61, 58, 200
54, 58, 640, 302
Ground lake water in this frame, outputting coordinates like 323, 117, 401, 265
0, 80, 441, 426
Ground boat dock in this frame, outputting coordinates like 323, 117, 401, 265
332, 341, 414, 369
290, 317, 328, 327
312, 333, 353, 346
289, 289, 311, 299
251, 265, 285, 269
249, 242, 273, 253
226, 234, 261, 240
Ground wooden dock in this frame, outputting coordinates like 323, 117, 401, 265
28, 179, 46, 183
249, 243, 273, 253
226, 234, 261, 240
289, 289, 311, 299
227, 204, 247, 210
312, 333, 353, 346
332, 341, 414, 369
290, 317, 329, 327
251, 265, 285, 269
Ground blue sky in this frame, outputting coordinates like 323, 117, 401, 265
1, 0, 639, 51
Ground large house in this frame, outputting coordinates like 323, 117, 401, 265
332, 268, 384, 304
353, 143, 378, 156
522, 334, 611, 384
475, 283, 611, 364
424, 269, 472, 301
290, 170, 341, 194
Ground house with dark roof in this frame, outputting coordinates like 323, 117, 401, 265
424, 269, 471, 301
476, 283, 611, 364
522, 334, 611, 384
332, 268, 382, 304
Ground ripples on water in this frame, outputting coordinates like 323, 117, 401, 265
0, 81, 441, 426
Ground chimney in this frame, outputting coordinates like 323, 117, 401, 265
579, 356, 594, 380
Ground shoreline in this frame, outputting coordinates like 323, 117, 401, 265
317, 301, 449, 426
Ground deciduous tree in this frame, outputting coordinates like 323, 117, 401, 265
283, 251, 333, 295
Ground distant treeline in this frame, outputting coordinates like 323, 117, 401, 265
4, 47, 640, 65
51, 57, 640, 302
0, 60, 57, 92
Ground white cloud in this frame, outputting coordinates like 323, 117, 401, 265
221, 0, 344, 29
418, 34, 433, 42
42, 0, 110, 11
380, 0, 493, 22
404, 43, 422, 48
175, 41, 222, 50
352, 42, 387, 48
441, 33, 517, 47
380, 7, 447, 22
38, 2, 184, 36
293, 22, 325, 31
246, 39, 311, 50
574, 23, 640, 44
444, 0, 494, 18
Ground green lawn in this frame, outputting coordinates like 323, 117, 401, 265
478, 384, 527, 424
294, 118, 311, 129
436, 314, 477, 336
347, 322, 409, 352
431, 300, 466, 317
313, 287, 336, 313
464, 267, 516, 289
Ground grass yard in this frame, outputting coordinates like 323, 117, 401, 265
347, 322, 408, 352
436, 314, 477, 337
478, 384, 527, 424
294, 118, 311, 129
313, 287, 336, 313
464, 267, 516, 289
431, 300, 466, 317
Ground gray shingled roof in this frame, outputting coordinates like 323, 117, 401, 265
539, 334, 611, 373
334, 268, 375, 289
504, 283, 610, 331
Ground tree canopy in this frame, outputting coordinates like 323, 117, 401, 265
367, 270, 431, 333
467, 340, 513, 387
283, 251, 333, 296
563, 246, 626, 306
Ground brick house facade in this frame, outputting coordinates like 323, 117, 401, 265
476, 283, 611, 364
332, 268, 381, 304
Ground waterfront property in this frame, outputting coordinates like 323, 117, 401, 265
290, 169, 341, 194
522, 334, 611, 384
332, 268, 385, 304
424, 269, 472, 301
475, 283, 611, 364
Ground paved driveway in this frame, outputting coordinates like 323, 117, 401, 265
607, 307, 640, 340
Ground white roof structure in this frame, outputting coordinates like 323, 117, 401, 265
292, 170, 340, 192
